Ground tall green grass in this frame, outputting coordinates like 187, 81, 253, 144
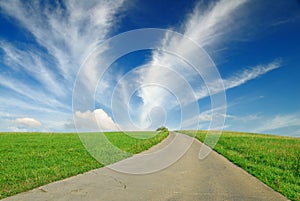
0, 130, 168, 199
180, 130, 300, 201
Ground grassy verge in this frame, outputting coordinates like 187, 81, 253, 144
179, 130, 300, 201
0, 130, 168, 199
105, 131, 168, 154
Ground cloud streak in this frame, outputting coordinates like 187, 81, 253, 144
195, 59, 282, 99
86, 0, 282, 131
124, 0, 249, 128
254, 114, 300, 133
184, 0, 248, 47
0, 0, 289, 133
0, 0, 124, 130
117, 0, 281, 129
0, 0, 124, 81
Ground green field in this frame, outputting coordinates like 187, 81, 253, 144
180, 130, 300, 201
0, 130, 168, 199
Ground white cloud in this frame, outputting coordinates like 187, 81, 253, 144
90, 0, 280, 131
270, 17, 298, 27
198, 114, 212, 122
0, 0, 286, 133
180, 102, 233, 129
131, 0, 251, 126
195, 59, 282, 99
74, 109, 119, 131
15, 117, 42, 127
184, 0, 248, 47
0, 111, 12, 118
254, 114, 300, 133
223, 60, 281, 90
0, 0, 124, 81
240, 114, 261, 122
0, 41, 66, 97
106, 0, 281, 130
0, 0, 124, 131
0, 74, 68, 110
0, 0, 124, 86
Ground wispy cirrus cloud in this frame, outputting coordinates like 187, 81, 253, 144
254, 114, 300, 133
121, 0, 281, 129
87, 0, 283, 131
0, 72, 68, 110
0, 0, 124, 81
183, 0, 248, 47
0, 0, 124, 130
0, 41, 66, 96
0, 0, 291, 133
219, 112, 300, 136
223, 60, 281, 89
195, 59, 282, 99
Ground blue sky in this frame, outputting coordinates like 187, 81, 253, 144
0, 0, 299, 136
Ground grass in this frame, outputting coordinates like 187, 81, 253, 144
179, 130, 300, 201
0, 130, 169, 199
105, 131, 167, 154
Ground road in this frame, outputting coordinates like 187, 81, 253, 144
2, 132, 288, 201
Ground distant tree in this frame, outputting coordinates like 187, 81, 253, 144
156, 126, 168, 132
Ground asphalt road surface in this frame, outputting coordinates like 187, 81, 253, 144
2, 132, 289, 201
